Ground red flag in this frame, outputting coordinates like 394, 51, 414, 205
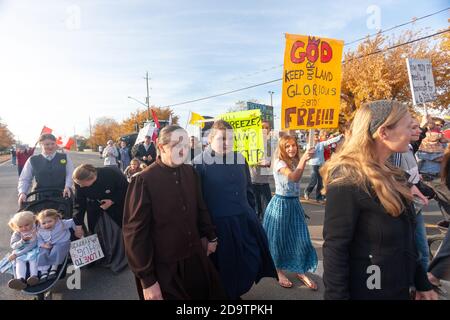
56, 136, 63, 145
41, 126, 53, 134
151, 109, 160, 129
64, 137, 75, 150
151, 129, 159, 143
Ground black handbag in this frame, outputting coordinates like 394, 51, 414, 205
416, 180, 436, 199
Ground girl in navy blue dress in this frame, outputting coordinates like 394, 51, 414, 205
263, 135, 318, 289
193, 120, 277, 299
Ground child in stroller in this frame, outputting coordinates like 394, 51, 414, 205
36, 209, 76, 282
5, 188, 77, 299
7, 211, 40, 290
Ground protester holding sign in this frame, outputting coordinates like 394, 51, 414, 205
263, 135, 318, 290
193, 120, 277, 300
321, 100, 437, 300
249, 121, 276, 220
123, 125, 225, 300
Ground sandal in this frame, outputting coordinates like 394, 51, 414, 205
296, 274, 318, 291
277, 271, 293, 288
278, 278, 293, 288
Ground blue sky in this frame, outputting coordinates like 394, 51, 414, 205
0, 0, 448, 144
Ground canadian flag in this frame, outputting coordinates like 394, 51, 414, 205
56, 136, 76, 150
40, 125, 75, 150
41, 126, 53, 134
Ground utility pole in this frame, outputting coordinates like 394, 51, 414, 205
268, 91, 274, 107
89, 116, 93, 150
89, 116, 92, 137
145, 71, 151, 121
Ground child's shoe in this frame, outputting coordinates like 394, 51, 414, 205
27, 276, 39, 286
8, 278, 27, 290
48, 269, 58, 280
39, 273, 48, 283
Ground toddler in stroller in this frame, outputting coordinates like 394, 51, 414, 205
7, 211, 40, 290
4, 188, 77, 299
36, 209, 76, 282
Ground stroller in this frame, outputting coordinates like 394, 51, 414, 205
17, 188, 74, 300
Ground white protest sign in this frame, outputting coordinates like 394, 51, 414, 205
134, 123, 155, 145
70, 234, 104, 269
406, 58, 436, 105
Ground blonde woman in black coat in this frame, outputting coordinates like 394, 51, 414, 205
321, 100, 437, 300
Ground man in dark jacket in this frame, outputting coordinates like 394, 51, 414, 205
132, 135, 157, 166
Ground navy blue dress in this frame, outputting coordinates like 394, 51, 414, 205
193, 148, 277, 299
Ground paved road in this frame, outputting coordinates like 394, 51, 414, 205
0, 151, 447, 300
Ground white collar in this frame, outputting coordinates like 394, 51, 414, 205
42, 152, 57, 160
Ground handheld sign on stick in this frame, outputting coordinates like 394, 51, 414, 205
307, 129, 315, 149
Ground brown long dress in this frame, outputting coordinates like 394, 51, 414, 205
123, 157, 226, 300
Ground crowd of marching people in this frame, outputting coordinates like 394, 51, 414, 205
3, 99, 450, 300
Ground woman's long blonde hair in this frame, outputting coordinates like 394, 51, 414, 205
320, 100, 412, 217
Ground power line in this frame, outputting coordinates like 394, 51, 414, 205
225, 7, 449, 82
163, 28, 449, 108
343, 28, 449, 63
167, 79, 281, 107
345, 7, 449, 46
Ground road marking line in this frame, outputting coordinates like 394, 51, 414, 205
0, 160, 11, 167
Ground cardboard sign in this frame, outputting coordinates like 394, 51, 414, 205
219, 109, 264, 165
406, 58, 436, 105
70, 234, 104, 269
282, 34, 344, 130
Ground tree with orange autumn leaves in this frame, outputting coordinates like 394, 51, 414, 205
88, 106, 179, 148
339, 28, 449, 127
0, 118, 15, 150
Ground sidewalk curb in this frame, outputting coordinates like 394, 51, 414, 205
0, 159, 11, 166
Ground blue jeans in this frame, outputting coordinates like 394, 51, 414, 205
305, 165, 324, 200
415, 211, 429, 272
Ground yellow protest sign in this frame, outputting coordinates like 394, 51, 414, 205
282, 34, 344, 130
219, 109, 264, 165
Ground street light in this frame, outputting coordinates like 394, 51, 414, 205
268, 91, 274, 107
128, 96, 150, 120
